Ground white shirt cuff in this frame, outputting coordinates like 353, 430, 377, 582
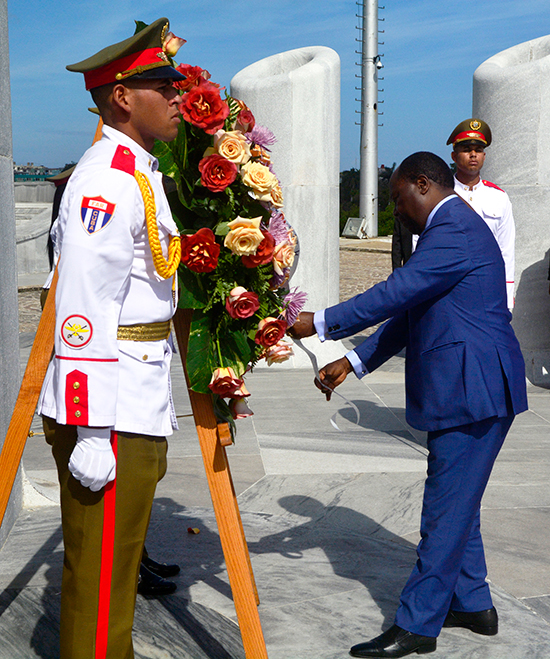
314, 309, 328, 342
346, 349, 369, 378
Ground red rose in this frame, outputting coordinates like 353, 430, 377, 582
254, 317, 288, 347
242, 230, 276, 268
236, 108, 255, 133
179, 81, 230, 135
180, 227, 220, 273
173, 64, 212, 92
198, 154, 238, 192
208, 367, 244, 397
225, 287, 260, 319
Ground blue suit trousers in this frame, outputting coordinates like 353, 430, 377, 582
395, 414, 514, 637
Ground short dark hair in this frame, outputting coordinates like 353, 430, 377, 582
90, 82, 115, 115
398, 151, 454, 189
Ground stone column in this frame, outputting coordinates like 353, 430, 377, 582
473, 35, 550, 386
231, 46, 341, 312
0, 0, 22, 545
231, 47, 346, 368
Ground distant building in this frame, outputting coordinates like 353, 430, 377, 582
13, 162, 62, 181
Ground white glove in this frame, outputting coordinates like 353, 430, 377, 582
69, 426, 117, 492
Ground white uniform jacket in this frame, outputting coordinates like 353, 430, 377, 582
39, 126, 179, 436
454, 175, 515, 309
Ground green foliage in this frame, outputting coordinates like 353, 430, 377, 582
339, 164, 396, 236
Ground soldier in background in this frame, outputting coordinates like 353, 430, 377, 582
447, 118, 516, 310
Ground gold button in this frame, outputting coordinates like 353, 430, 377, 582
75, 410, 82, 418
73, 382, 80, 390
124, 149, 130, 155
142, 354, 148, 361
73, 396, 80, 404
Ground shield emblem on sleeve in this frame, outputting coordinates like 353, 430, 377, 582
80, 196, 116, 235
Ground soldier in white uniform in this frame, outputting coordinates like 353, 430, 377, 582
37, 18, 185, 659
447, 119, 516, 310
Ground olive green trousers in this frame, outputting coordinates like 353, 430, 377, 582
43, 417, 167, 659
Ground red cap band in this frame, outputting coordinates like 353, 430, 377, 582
453, 130, 487, 145
84, 46, 167, 90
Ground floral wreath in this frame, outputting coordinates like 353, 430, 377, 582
149, 24, 307, 433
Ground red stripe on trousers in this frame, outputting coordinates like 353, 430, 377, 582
95, 432, 118, 659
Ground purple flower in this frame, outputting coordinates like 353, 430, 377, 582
283, 287, 308, 326
246, 125, 277, 150
268, 211, 289, 244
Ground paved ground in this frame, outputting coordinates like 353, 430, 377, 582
3, 238, 550, 658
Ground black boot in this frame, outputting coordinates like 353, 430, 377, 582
138, 563, 177, 597
141, 555, 181, 578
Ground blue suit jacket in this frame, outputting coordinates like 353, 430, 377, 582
325, 197, 528, 432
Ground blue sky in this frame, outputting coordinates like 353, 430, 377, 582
8, 0, 550, 171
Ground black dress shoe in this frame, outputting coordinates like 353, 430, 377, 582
350, 625, 436, 657
137, 564, 177, 597
141, 555, 181, 578
443, 606, 498, 636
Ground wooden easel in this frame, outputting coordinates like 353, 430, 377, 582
172, 308, 267, 658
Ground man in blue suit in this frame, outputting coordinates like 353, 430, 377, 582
289, 152, 528, 657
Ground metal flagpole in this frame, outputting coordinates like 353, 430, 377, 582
359, 0, 382, 238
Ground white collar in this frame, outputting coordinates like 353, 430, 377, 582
425, 195, 455, 230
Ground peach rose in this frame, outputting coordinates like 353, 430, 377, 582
210, 130, 251, 165
270, 183, 284, 208
254, 317, 288, 348
272, 240, 295, 276
208, 367, 243, 397
225, 286, 260, 319
264, 340, 294, 366
163, 32, 186, 57
250, 144, 271, 166
224, 216, 264, 256
229, 396, 254, 419
240, 161, 278, 201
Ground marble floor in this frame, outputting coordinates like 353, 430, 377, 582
2, 337, 550, 658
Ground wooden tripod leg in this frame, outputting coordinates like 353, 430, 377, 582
217, 421, 260, 606
172, 308, 268, 659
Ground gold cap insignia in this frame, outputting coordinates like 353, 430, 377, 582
470, 120, 482, 131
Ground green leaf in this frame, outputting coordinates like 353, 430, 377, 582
177, 267, 209, 309
214, 222, 230, 237
185, 312, 218, 393
220, 329, 252, 375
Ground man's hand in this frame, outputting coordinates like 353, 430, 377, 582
69, 427, 116, 492
316, 356, 353, 400
287, 311, 316, 339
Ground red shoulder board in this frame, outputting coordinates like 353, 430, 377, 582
482, 180, 505, 193
111, 145, 136, 175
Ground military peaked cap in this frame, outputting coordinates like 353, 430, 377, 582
446, 118, 492, 148
67, 17, 185, 90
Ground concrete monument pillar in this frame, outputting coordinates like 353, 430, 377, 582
231, 47, 341, 312
0, 0, 22, 544
473, 35, 550, 386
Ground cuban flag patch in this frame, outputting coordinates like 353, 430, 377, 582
80, 196, 116, 235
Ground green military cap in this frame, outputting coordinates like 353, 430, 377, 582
446, 118, 492, 148
66, 17, 186, 90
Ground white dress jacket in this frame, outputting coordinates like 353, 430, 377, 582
39, 126, 179, 437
